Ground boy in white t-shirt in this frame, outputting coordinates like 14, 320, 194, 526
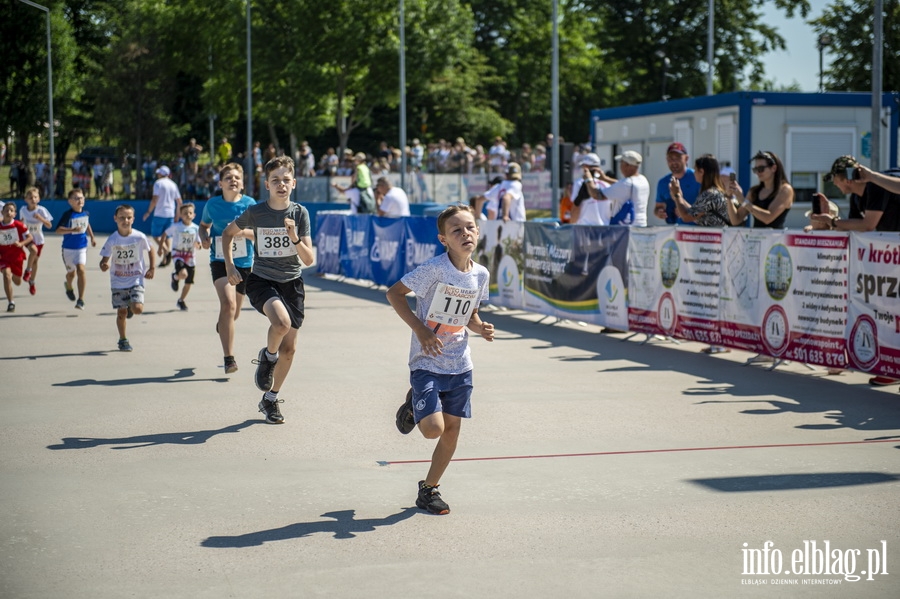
19, 187, 53, 295
99, 205, 155, 351
165, 203, 201, 311
386, 205, 495, 515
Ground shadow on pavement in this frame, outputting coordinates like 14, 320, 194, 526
0, 349, 112, 361
47, 419, 261, 450
201, 506, 418, 547
688, 471, 900, 492
52, 367, 229, 387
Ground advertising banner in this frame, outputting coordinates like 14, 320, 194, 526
523, 224, 629, 327
314, 213, 344, 275
404, 216, 441, 272
474, 220, 525, 309
339, 215, 372, 280
369, 217, 408, 287
847, 232, 900, 376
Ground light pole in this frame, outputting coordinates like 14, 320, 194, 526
246, 1, 253, 196
17, 0, 55, 195
399, 0, 407, 190
817, 33, 832, 93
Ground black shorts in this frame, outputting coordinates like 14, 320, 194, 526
245, 273, 305, 329
210, 261, 250, 295
174, 260, 196, 285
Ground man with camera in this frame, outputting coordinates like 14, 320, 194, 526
811, 155, 900, 232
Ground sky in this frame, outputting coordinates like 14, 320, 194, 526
760, 0, 832, 92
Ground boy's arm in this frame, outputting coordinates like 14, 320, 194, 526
145, 248, 156, 279
386, 281, 444, 356
466, 308, 495, 342
198, 222, 212, 249
99, 256, 110, 272
86, 223, 97, 246
221, 221, 243, 285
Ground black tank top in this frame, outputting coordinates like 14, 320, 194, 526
752, 186, 790, 229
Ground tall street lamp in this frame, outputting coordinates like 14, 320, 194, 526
817, 33, 832, 93
17, 0, 55, 194
246, 0, 253, 196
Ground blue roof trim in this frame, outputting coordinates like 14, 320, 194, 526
589, 91, 900, 121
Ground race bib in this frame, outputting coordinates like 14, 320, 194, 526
27, 223, 42, 238
0, 229, 16, 246
71, 216, 89, 234
257, 227, 297, 258
214, 236, 249, 260
425, 283, 479, 327
176, 231, 196, 252
112, 243, 140, 265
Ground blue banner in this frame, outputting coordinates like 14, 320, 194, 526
369, 217, 408, 286
404, 216, 441, 273
340, 215, 372, 280
315, 213, 344, 275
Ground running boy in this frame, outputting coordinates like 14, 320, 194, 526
0, 202, 34, 312
386, 205, 495, 515
222, 156, 314, 424
199, 162, 256, 374
55, 188, 96, 310
19, 187, 53, 295
99, 205, 155, 351
165, 202, 201, 311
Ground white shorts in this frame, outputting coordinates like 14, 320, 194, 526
61, 248, 87, 272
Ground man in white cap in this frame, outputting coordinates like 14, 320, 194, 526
143, 165, 183, 266
572, 152, 611, 225
590, 150, 650, 227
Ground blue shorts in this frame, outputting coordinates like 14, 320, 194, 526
409, 370, 473, 423
150, 216, 174, 238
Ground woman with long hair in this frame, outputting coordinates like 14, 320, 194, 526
670, 154, 730, 227
726, 150, 794, 228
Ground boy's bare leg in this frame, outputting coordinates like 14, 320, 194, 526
270, 327, 299, 391
262, 298, 295, 388
419, 413, 462, 487
3, 270, 13, 302
75, 264, 87, 300
116, 308, 128, 338
214, 278, 242, 356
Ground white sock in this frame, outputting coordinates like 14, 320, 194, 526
265, 349, 278, 361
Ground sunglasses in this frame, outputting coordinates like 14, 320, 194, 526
752, 165, 769, 174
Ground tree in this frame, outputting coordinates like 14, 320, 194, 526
812, 0, 900, 92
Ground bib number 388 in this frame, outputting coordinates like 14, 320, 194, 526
257, 227, 297, 258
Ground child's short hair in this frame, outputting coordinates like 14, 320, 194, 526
67, 188, 85, 200
180, 202, 195, 213
265, 156, 295, 178
115, 204, 135, 216
24, 186, 39, 198
437, 204, 475, 235
219, 162, 243, 180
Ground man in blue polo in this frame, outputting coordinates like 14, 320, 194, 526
654, 142, 700, 224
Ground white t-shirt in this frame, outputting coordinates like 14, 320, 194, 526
498, 180, 526, 222
573, 176, 611, 226
151, 177, 181, 218
483, 184, 502, 218
400, 252, 490, 375
602, 174, 650, 227
379, 187, 411, 217
100, 230, 152, 289
165, 221, 200, 266
19, 205, 53, 245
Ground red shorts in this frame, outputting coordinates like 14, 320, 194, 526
26, 242, 45, 256
0, 248, 25, 278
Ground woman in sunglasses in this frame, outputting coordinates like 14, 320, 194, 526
725, 150, 794, 228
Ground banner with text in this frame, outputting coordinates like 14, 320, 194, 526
474, 220, 526, 309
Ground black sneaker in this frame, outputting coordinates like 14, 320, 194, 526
176, 299, 188, 311
416, 480, 450, 515
75, 299, 85, 310
64, 282, 75, 301
171, 272, 179, 292
224, 356, 238, 374
252, 348, 277, 391
7, 302, 15, 313
118, 338, 133, 352
396, 388, 415, 434
258, 396, 284, 424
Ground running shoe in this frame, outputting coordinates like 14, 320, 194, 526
7, 302, 15, 313
416, 480, 450, 515
177, 299, 188, 311
29, 283, 36, 296
396, 388, 415, 434
75, 299, 85, 310
252, 348, 278, 391
23, 270, 31, 282
258, 396, 284, 424
64, 282, 75, 301
224, 356, 238, 374
118, 338, 133, 352
171, 272, 179, 292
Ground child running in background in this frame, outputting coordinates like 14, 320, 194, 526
19, 187, 53, 295
386, 205, 495, 515
222, 156, 314, 424
99, 205, 155, 351
165, 202, 201, 311
0, 202, 34, 312
55, 188, 96, 310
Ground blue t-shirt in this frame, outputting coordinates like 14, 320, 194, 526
201, 194, 256, 268
57, 209, 91, 250
655, 169, 701, 224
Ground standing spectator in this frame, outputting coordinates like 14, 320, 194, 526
216, 137, 232, 166
92, 158, 104, 198
121, 156, 133, 199
519, 143, 535, 173
533, 144, 547, 172
655, 142, 701, 224
472, 144, 487, 174
297, 141, 315, 177
185, 138, 203, 180
374, 177, 411, 217
101, 158, 114, 200
671, 154, 730, 228
497, 163, 526, 222
726, 150, 794, 229
572, 154, 612, 225
142, 166, 183, 267
9, 160, 20, 196
593, 150, 651, 227
409, 138, 424, 172
488, 137, 509, 174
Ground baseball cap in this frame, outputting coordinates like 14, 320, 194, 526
666, 142, 688, 155
506, 162, 522, 179
579, 153, 602, 167
156, 165, 171, 177
824, 155, 858, 182
614, 150, 642, 166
